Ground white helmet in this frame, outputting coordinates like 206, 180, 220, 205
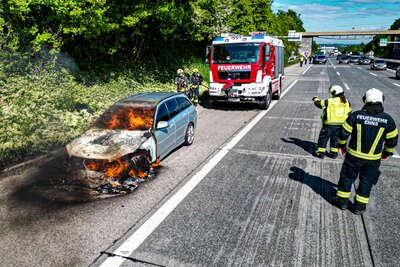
363, 88, 384, 104
329, 85, 344, 96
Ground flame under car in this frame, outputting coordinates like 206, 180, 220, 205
66, 92, 197, 194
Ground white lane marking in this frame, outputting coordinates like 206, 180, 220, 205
357, 67, 362, 70
392, 155, 400, 159
387, 69, 395, 73
302, 65, 311, 75
343, 82, 350, 90
369, 72, 377, 77
333, 65, 336, 69
336, 71, 341, 76
393, 83, 400, 87
99, 80, 300, 267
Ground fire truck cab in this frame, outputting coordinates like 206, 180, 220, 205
207, 32, 285, 109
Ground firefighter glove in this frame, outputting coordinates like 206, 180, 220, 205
339, 146, 346, 156
381, 151, 391, 160
312, 96, 319, 102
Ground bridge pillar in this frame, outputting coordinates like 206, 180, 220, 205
299, 37, 312, 57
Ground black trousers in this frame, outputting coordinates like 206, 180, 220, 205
337, 154, 381, 203
192, 86, 199, 103
317, 124, 340, 153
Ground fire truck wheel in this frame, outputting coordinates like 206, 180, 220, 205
259, 87, 272, 110
273, 79, 282, 100
184, 123, 195, 146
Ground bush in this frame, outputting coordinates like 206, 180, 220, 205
0, 53, 176, 168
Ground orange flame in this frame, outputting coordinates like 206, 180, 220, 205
104, 158, 129, 178
105, 107, 154, 131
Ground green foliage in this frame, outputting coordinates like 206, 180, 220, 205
0, 0, 307, 166
364, 18, 400, 57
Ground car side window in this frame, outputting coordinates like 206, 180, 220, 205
156, 103, 170, 122
166, 98, 180, 118
176, 96, 191, 111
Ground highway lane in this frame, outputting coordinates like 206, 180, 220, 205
327, 58, 400, 266
96, 63, 392, 266
0, 65, 303, 266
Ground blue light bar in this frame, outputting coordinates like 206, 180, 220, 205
214, 37, 224, 41
251, 36, 264, 40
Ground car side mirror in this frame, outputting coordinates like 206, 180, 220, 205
156, 121, 169, 129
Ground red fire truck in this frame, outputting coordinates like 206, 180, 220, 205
207, 33, 285, 109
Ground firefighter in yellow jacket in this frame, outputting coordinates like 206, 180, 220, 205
335, 88, 398, 214
312, 85, 352, 159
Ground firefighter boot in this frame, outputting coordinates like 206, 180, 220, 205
333, 196, 349, 210
352, 201, 367, 215
315, 147, 326, 159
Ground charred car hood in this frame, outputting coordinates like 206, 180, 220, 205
66, 128, 147, 161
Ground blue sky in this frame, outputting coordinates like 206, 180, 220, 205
272, 0, 400, 44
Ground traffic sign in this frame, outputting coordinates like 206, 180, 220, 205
380, 38, 387, 47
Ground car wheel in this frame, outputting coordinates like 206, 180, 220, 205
184, 123, 195, 146
259, 86, 272, 110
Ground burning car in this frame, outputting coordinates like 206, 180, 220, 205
65, 92, 197, 194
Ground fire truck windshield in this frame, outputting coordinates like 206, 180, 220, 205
213, 43, 260, 64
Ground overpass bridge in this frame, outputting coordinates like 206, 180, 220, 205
298, 30, 400, 57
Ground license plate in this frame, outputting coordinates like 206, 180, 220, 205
228, 98, 240, 102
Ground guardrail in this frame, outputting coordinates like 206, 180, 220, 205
382, 58, 400, 70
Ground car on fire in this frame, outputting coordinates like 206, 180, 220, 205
65, 92, 197, 193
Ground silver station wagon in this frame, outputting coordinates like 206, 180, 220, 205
65, 92, 197, 194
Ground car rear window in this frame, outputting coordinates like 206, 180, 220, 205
94, 102, 155, 130
176, 96, 192, 111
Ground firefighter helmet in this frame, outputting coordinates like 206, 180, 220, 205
177, 69, 183, 75
193, 68, 199, 73
363, 88, 384, 104
329, 85, 344, 96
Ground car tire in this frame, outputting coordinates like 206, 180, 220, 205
259, 86, 272, 110
184, 123, 195, 146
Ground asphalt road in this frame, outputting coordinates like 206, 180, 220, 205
1, 60, 399, 267
96, 59, 400, 266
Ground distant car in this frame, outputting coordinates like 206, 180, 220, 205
350, 55, 360, 64
338, 56, 350, 64
65, 92, 197, 192
396, 66, 400, 79
359, 56, 371, 65
370, 59, 387, 70
313, 55, 327, 64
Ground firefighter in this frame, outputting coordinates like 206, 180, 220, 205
176, 69, 189, 93
335, 88, 398, 214
190, 68, 203, 106
312, 85, 352, 159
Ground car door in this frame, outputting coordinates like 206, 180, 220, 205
166, 97, 187, 147
176, 96, 191, 144
154, 102, 175, 159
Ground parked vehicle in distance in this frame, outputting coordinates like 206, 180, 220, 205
359, 56, 371, 65
338, 56, 350, 64
396, 66, 400, 79
350, 55, 360, 64
370, 59, 387, 70
313, 55, 327, 64
65, 92, 197, 193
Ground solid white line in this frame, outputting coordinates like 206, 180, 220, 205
393, 83, 400, 87
392, 155, 400, 159
343, 82, 350, 90
369, 72, 377, 77
302, 65, 311, 75
336, 71, 341, 76
99, 80, 299, 267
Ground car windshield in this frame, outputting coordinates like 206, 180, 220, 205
94, 101, 155, 130
375, 60, 385, 64
341, 56, 349, 59
317, 56, 325, 59
213, 43, 261, 64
